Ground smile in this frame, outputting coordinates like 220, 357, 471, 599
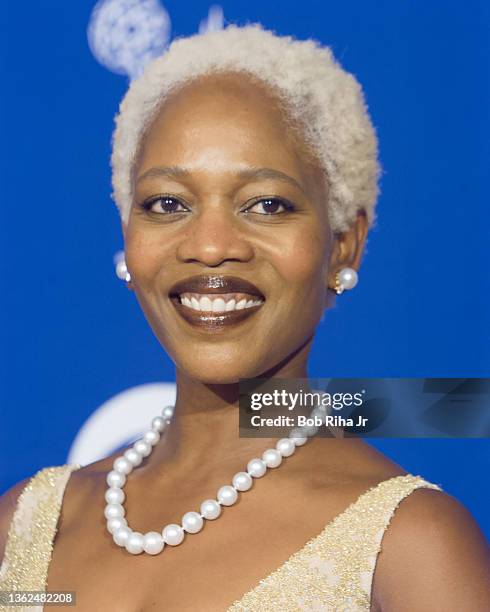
168, 275, 266, 330
170, 293, 264, 331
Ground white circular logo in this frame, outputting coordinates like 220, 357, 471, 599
87, 0, 171, 79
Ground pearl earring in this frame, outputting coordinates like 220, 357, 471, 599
334, 267, 358, 295
113, 250, 131, 283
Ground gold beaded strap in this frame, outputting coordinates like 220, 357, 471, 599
228, 474, 443, 611
0, 464, 80, 610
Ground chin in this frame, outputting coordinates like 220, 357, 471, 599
177, 356, 266, 385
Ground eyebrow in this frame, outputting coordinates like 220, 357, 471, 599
136, 165, 306, 195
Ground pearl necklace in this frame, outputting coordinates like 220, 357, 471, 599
104, 404, 323, 555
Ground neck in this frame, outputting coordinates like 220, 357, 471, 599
144, 338, 315, 480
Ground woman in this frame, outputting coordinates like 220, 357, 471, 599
0, 24, 489, 611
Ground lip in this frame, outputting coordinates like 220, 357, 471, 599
168, 274, 265, 331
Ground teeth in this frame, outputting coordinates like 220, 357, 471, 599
200, 296, 212, 311
212, 298, 226, 313
177, 294, 264, 313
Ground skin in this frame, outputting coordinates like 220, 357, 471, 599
1, 72, 489, 611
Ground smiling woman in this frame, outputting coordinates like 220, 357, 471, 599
1, 23, 489, 612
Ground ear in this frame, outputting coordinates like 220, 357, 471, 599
326, 209, 369, 295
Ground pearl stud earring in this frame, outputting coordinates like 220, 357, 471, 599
114, 250, 131, 283
334, 267, 358, 295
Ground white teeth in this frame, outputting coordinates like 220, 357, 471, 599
199, 296, 212, 311
212, 298, 226, 313
178, 294, 263, 313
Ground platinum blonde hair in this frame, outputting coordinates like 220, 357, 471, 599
111, 23, 381, 233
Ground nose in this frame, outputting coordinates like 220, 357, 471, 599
175, 203, 254, 267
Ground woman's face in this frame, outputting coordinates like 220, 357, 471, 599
124, 72, 335, 383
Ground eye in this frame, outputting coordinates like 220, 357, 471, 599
140, 195, 188, 214
244, 197, 295, 215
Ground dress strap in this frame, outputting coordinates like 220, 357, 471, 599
228, 473, 443, 611
319, 473, 444, 609
0, 464, 80, 608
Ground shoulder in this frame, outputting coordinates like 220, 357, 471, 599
0, 453, 120, 565
47, 452, 123, 533
0, 475, 32, 562
0, 464, 83, 562
372, 487, 490, 611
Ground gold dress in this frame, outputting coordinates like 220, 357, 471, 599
0, 465, 442, 611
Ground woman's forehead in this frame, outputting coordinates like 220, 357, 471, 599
146, 72, 296, 140
136, 72, 321, 182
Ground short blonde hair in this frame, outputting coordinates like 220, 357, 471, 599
111, 23, 381, 233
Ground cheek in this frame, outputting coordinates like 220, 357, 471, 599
124, 228, 164, 284
272, 229, 329, 295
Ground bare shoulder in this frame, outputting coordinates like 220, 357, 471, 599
372, 487, 490, 611
301, 438, 409, 496
0, 476, 32, 562
0, 462, 104, 561
306, 438, 408, 478
56, 453, 119, 530
294, 438, 411, 528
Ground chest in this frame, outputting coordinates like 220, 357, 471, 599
45, 502, 329, 612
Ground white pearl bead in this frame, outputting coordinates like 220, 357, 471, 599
124, 448, 143, 467
143, 531, 164, 555
113, 457, 133, 475
162, 405, 174, 420
125, 531, 144, 554
200, 499, 221, 520
182, 511, 204, 534
113, 525, 131, 546
276, 438, 296, 457
151, 416, 166, 433
232, 472, 253, 491
311, 407, 326, 420
301, 424, 318, 437
104, 503, 125, 520
262, 449, 283, 468
217, 485, 238, 506
106, 470, 126, 488
289, 428, 308, 446
162, 523, 184, 546
143, 429, 160, 446
105, 487, 125, 505
107, 517, 127, 534
247, 458, 267, 478
339, 267, 358, 290
134, 440, 151, 457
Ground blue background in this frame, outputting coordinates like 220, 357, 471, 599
1, 1, 489, 538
